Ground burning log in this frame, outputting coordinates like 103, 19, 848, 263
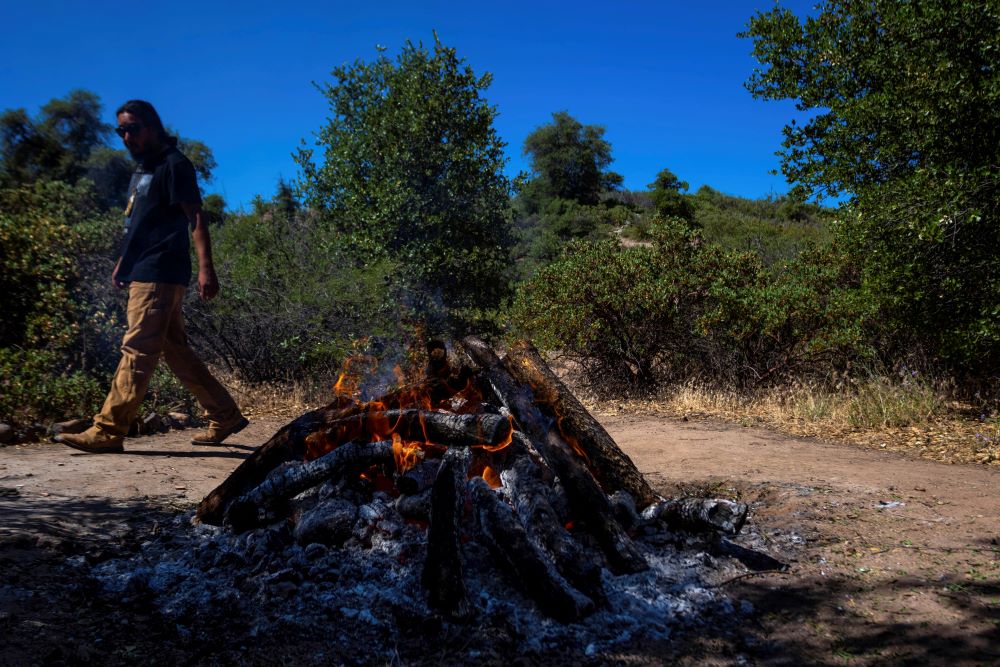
197, 377, 468, 525
197, 397, 356, 525
461, 336, 648, 575
642, 498, 749, 536
501, 456, 605, 605
504, 341, 658, 509
309, 409, 513, 458
469, 477, 595, 622
225, 441, 394, 532
422, 448, 471, 618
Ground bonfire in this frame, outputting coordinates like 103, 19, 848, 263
196, 337, 750, 621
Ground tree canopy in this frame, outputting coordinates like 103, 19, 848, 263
648, 167, 695, 223
296, 36, 514, 332
520, 111, 622, 210
743, 0, 1000, 372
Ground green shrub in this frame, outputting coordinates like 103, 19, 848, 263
511, 221, 749, 394
699, 242, 875, 384
692, 186, 831, 265
0, 348, 103, 424
512, 222, 873, 396
186, 204, 397, 383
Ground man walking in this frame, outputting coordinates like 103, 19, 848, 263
55, 100, 247, 453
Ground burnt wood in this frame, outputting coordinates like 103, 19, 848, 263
197, 397, 357, 525
396, 459, 442, 495
505, 340, 658, 509
422, 448, 471, 618
501, 456, 605, 605
197, 377, 464, 525
225, 440, 393, 532
314, 409, 513, 454
469, 477, 595, 622
462, 336, 648, 575
395, 488, 432, 521
642, 498, 749, 536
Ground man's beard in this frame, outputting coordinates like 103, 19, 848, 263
127, 145, 146, 161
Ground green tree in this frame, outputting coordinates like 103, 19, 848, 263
296, 36, 514, 333
743, 0, 1000, 373
0, 90, 110, 188
521, 111, 622, 210
648, 167, 695, 223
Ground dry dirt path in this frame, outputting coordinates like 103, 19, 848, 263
2, 415, 998, 665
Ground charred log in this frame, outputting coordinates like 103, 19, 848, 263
311, 409, 513, 458
396, 488, 432, 522
197, 397, 357, 525
609, 490, 641, 531
504, 340, 658, 509
642, 498, 749, 536
469, 477, 595, 622
422, 448, 471, 618
501, 456, 605, 605
396, 459, 442, 496
225, 441, 393, 532
462, 336, 648, 574
709, 537, 788, 571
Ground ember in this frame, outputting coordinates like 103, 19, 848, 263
196, 337, 754, 621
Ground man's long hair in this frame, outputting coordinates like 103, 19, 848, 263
115, 100, 178, 147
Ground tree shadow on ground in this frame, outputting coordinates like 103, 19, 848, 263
715, 573, 1000, 666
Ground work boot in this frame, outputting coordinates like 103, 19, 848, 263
54, 427, 124, 454
191, 415, 249, 445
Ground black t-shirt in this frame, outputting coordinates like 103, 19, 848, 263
118, 145, 201, 286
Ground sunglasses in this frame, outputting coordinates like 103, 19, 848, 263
115, 122, 144, 138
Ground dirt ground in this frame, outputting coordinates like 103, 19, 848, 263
2, 415, 998, 665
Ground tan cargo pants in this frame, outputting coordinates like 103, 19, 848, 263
93, 282, 240, 437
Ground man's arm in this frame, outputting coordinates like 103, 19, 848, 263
181, 201, 219, 300
111, 256, 126, 289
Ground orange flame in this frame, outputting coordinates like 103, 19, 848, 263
482, 465, 501, 489
475, 414, 515, 453
391, 432, 424, 474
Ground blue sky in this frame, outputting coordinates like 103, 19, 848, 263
0, 0, 816, 210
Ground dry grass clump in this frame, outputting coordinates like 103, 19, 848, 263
215, 370, 334, 420
580, 374, 998, 467
217, 357, 999, 468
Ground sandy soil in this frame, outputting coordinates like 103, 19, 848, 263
2, 415, 998, 665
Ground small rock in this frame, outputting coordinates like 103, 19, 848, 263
0, 423, 15, 444
51, 418, 90, 436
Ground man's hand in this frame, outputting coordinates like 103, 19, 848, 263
198, 267, 220, 300
112, 256, 126, 290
